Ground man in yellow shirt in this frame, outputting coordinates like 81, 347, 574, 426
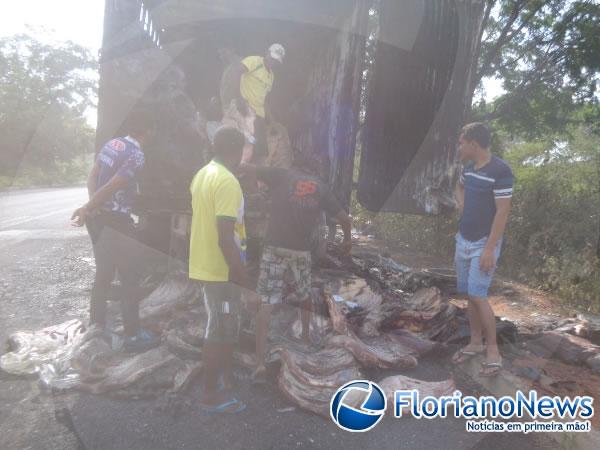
189, 126, 249, 413
220, 43, 285, 163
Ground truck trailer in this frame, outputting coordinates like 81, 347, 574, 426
96, 0, 485, 269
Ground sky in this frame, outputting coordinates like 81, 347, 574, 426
0, 0, 105, 52
0, 0, 504, 124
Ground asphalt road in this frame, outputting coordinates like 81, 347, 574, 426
0, 187, 560, 450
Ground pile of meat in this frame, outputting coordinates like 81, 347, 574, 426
3, 243, 600, 418
0, 244, 460, 413
272, 259, 461, 416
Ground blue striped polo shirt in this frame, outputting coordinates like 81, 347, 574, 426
459, 156, 514, 242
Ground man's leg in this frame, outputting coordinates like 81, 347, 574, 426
254, 303, 273, 374
201, 282, 244, 409
252, 116, 267, 162
254, 246, 284, 381
453, 234, 484, 363
86, 216, 116, 329
466, 299, 484, 349
220, 283, 241, 390
469, 240, 503, 373
291, 250, 313, 343
201, 340, 225, 404
470, 296, 500, 360
114, 218, 143, 337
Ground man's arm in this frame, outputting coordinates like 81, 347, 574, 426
238, 164, 284, 187
454, 165, 465, 214
87, 161, 100, 199
479, 197, 511, 273
217, 218, 249, 288
72, 173, 129, 226
454, 182, 465, 214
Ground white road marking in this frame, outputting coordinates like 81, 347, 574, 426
0, 207, 75, 229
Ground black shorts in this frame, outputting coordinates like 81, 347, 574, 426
201, 281, 241, 344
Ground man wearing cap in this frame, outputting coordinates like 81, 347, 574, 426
220, 43, 285, 163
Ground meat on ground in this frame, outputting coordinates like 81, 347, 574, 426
326, 334, 418, 369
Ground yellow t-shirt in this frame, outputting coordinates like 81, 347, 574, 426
240, 56, 274, 118
189, 160, 246, 282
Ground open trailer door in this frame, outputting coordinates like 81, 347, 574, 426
97, 0, 484, 217
358, 0, 485, 215
97, 0, 369, 209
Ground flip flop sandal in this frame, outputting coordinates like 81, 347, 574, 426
201, 398, 246, 414
479, 362, 503, 377
452, 349, 483, 364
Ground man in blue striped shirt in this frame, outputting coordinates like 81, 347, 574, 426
452, 122, 514, 377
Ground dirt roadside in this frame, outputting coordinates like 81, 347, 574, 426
0, 221, 580, 449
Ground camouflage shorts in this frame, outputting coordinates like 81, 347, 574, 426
257, 246, 312, 305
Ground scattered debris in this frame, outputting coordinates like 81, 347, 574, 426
3, 241, 600, 419
525, 331, 600, 369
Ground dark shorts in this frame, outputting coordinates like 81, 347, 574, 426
201, 281, 241, 344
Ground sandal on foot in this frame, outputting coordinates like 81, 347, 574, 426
452, 348, 483, 364
201, 398, 246, 414
479, 361, 503, 377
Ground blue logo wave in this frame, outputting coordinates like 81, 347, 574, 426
330, 380, 387, 432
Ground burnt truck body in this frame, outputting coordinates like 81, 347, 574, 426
96, 0, 485, 264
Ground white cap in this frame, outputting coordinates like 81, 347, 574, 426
268, 43, 285, 63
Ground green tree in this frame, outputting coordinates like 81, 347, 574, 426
500, 126, 600, 306
471, 0, 600, 136
356, 1, 600, 308
0, 33, 97, 186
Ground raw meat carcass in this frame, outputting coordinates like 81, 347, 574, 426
77, 346, 201, 398
378, 375, 456, 414
278, 347, 362, 417
326, 334, 418, 369
140, 276, 201, 325
526, 331, 600, 367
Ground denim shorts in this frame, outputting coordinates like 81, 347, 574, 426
454, 232, 502, 298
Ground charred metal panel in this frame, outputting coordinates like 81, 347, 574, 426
358, 0, 485, 214
98, 0, 205, 212
98, 0, 368, 210
288, 1, 368, 206
153, 0, 368, 206
96, 0, 167, 149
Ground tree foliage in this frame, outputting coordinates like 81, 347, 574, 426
501, 127, 600, 305
471, 0, 600, 137
0, 33, 97, 184
356, 0, 600, 309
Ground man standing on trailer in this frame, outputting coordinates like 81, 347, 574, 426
452, 122, 514, 377
220, 43, 286, 163
189, 127, 249, 413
